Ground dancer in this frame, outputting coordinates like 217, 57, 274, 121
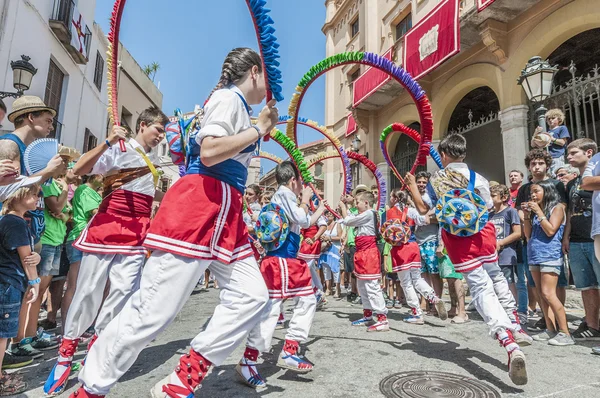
408, 134, 528, 385
385, 188, 447, 325
44, 107, 170, 396
69, 47, 278, 398
238, 161, 326, 388
339, 192, 389, 332
298, 198, 327, 304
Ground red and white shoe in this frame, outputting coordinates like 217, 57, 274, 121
236, 347, 266, 389
150, 349, 212, 398
277, 339, 313, 373
367, 314, 389, 332
498, 330, 528, 386
69, 386, 104, 398
351, 309, 375, 326
44, 338, 80, 396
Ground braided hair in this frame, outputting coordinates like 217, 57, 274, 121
207, 48, 263, 100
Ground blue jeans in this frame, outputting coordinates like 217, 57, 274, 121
516, 244, 529, 313
569, 241, 600, 289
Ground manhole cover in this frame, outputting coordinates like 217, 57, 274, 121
380, 371, 501, 398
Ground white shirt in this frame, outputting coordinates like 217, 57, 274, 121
196, 85, 255, 169
91, 139, 159, 197
243, 201, 262, 227
272, 185, 310, 235
583, 153, 600, 237
339, 210, 377, 237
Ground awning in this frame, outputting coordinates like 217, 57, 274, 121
352, 48, 394, 107
345, 113, 357, 137
478, 0, 496, 11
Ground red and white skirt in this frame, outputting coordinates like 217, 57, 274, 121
74, 190, 152, 255
143, 175, 252, 264
354, 236, 381, 280
260, 256, 313, 299
390, 242, 421, 272
298, 225, 322, 261
442, 222, 498, 273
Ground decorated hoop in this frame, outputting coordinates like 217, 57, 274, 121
253, 151, 283, 165
379, 123, 443, 184
108, 0, 283, 148
287, 52, 433, 175
306, 150, 387, 211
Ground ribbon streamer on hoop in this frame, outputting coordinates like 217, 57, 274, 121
269, 129, 340, 218
380, 123, 443, 184
277, 115, 352, 194
307, 151, 387, 211
107, 0, 127, 152
286, 52, 433, 174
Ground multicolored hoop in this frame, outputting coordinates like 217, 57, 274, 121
306, 151, 387, 211
286, 52, 433, 174
253, 151, 283, 164
380, 122, 443, 183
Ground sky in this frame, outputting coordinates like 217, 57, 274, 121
95, 0, 327, 173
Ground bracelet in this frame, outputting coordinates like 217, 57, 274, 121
105, 139, 112, 148
252, 125, 261, 141
539, 216, 547, 222
28, 278, 41, 286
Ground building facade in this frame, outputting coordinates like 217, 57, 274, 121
320, 0, 600, 203
0, 0, 170, 183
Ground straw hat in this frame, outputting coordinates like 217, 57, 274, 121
8, 96, 56, 123
353, 184, 369, 195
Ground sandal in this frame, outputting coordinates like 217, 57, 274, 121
451, 315, 470, 324
0, 372, 27, 396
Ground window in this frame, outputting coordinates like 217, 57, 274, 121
83, 128, 98, 153
93, 51, 104, 91
315, 163, 323, 177
44, 60, 65, 139
395, 13, 412, 41
350, 17, 359, 38
351, 163, 361, 187
348, 68, 361, 91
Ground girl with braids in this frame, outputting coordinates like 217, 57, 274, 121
70, 47, 279, 398
386, 189, 447, 325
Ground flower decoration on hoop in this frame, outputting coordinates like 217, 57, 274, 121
253, 151, 283, 165
287, 52, 433, 176
380, 122, 443, 184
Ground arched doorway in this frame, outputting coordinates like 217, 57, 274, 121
390, 122, 424, 190
446, 87, 504, 183
534, 28, 600, 142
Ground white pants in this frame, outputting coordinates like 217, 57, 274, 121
356, 279, 388, 315
64, 253, 145, 339
463, 264, 514, 336
398, 268, 435, 315
247, 295, 316, 352
79, 250, 268, 396
307, 259, 323, 292
322, 264, 340, 284
483, 261, 517, 319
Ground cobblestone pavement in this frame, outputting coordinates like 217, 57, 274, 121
20, 286, 600, 397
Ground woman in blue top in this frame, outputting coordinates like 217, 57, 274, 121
523, 180, 573, 346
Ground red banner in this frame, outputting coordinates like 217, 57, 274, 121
403, 0, 460, 80
352, 48, 393, 107
478, 0, 496, 12
345, 113, 357, 137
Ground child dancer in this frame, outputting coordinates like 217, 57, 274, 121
298, 199, 327, 303
238, 161, 326, 388
408, 134, 528, 386
69, 47, 278, 398
339, 192, 389, 332
523, 180, 573, 346
44, 107, 170, 396
386, 189, 447, 324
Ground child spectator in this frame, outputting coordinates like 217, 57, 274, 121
533, 109, 570, 174
339, 191, 388, 332
490, 185, 522, 302
319, 211, 342, 298
523, 180, 573, 345
0, 178, 42, 394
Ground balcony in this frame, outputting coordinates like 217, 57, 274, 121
49, 0, 91, 64
352, 0, 543, 112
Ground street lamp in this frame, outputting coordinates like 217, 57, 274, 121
351, 134, 362, 152
517, 56, 558, 132
0, 55, 37, 99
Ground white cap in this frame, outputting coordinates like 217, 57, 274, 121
0, 176, 42, 202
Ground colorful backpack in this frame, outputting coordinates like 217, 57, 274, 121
255, 203, 290, 252
381, 207, 411, 246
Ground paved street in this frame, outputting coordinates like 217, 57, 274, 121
20, 286, 600, 398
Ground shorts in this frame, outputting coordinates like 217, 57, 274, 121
344, 246, 356, 273
53, 244, 71, 281
569, 242, 600, 290
529, 263, 563, 276
38, 244, 62, 277
419, 240, 439, 274
0, 282, 24, 338
500, 264, 516, 284
386, 272, 398, 281
65, 239, 83, 264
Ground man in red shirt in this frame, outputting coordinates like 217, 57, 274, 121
508, 170, 524, 208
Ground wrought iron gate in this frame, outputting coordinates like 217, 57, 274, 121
390, 137, 424, 191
